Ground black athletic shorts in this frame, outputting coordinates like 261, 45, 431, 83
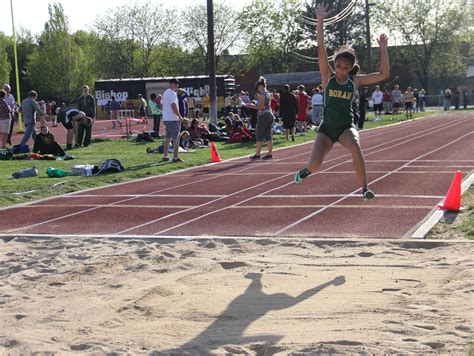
318, 122, 354, 143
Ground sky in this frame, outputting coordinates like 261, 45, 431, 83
1, 0, 252, 37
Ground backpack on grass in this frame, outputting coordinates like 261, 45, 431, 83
94, 159, 124, 175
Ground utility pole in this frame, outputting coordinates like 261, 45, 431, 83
364, 0, 373, 71
207, 0, 217, 124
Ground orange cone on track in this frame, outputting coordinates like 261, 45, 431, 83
438, 171, 462, 212
210, 141, 221, 163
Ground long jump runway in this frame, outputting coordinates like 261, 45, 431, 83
1, 113, 473, 239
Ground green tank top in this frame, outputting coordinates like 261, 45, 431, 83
322, 76, 355, 126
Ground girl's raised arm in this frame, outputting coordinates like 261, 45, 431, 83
316, 4, 332, 87
356, 34, 389, 86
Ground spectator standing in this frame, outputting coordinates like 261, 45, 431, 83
162, 78, 183, 162
19, 90, 47, 146
246, 77, 274, 160
240, 91, 250, 118
0, 90, 12, 148
77, 85, 96, 147
296, 85, 310, 135
279, 84, 298, 141
358, 87, 369, 130
187, 94, 196, 118
311, 87, 324, 126
177, 88, 189, 118
137, 94, 148, 124
402, 87, 414, 119
49, 100, 58, 126
453, 88, 460, 110
110, 96, 121, 129
443, 89, 452, 111
202, 93, 210, 119
371, 85, 383, 121
462, 88, 468, 109
419, 89, 426, 112
270, 89, 279, 115
382, 89, 391, 114
3, 84, 17, 146
148, 93, 161, 135
224, 93, 232, 115
391, 84, 402, 115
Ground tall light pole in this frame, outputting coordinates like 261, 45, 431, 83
207, 0, 217, 124
10, 0, 23, 132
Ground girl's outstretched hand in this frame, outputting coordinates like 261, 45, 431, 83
377, 34, 388, 49
316, 3, 329, 20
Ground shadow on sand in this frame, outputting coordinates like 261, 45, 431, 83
155, 273, 345, 355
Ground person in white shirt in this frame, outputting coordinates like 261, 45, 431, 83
311, 87, 324, 126
3, 84, 17, 146
371, 85, 383, 121
162, 78, 184, 162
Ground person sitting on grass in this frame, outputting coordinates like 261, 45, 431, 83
33, 125, 66, 156
189, 118, 210, 147
56, 107, 92, 150
179, 130, 191, 150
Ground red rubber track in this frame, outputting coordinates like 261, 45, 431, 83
1, 113, 473, 239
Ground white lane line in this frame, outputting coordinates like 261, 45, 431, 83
410, 171, 474, 239
24, 204, 195, 209
261, 194, 444, 199
152, 121, 468, 236
63, 194, 228, 198
275, 130, 473, 236
232, 205, 433, 209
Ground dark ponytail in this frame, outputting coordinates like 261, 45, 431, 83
255, 76, 266, 89
349, 64, 360, 76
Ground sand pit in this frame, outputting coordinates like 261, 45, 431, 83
1, 236, 472, 354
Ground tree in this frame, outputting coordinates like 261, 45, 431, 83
180, 3, 241, 75
28, 3, 86, 101
373, 0, 471, 91
239, 0, 305, 73
0, 33, 11, 86
301, 0, 367, 50
92, 3, 179, 78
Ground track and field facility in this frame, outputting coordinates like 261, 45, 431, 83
1, 113, 472, 240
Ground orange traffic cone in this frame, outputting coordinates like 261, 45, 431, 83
210, 141, 221, 163
438, 171, 462, 212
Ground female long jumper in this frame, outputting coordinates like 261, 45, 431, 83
294, 4, 389, 200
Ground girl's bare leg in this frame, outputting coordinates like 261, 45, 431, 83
338, 127, 368, 189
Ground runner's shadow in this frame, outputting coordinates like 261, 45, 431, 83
156, 273, 345, 355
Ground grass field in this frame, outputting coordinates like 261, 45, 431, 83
0, 109, 441, 208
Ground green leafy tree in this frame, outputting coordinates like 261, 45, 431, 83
92, 3, 179, 78
0, 33, 12, 86
28, 3, 85, 101
301, 0, 367, 49
180, 3, 241, 74
373, 0, 471, 91
239, 0, 304, 73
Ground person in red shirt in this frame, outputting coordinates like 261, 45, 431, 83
296, 85, 310, 135
270, 89, 279, 114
